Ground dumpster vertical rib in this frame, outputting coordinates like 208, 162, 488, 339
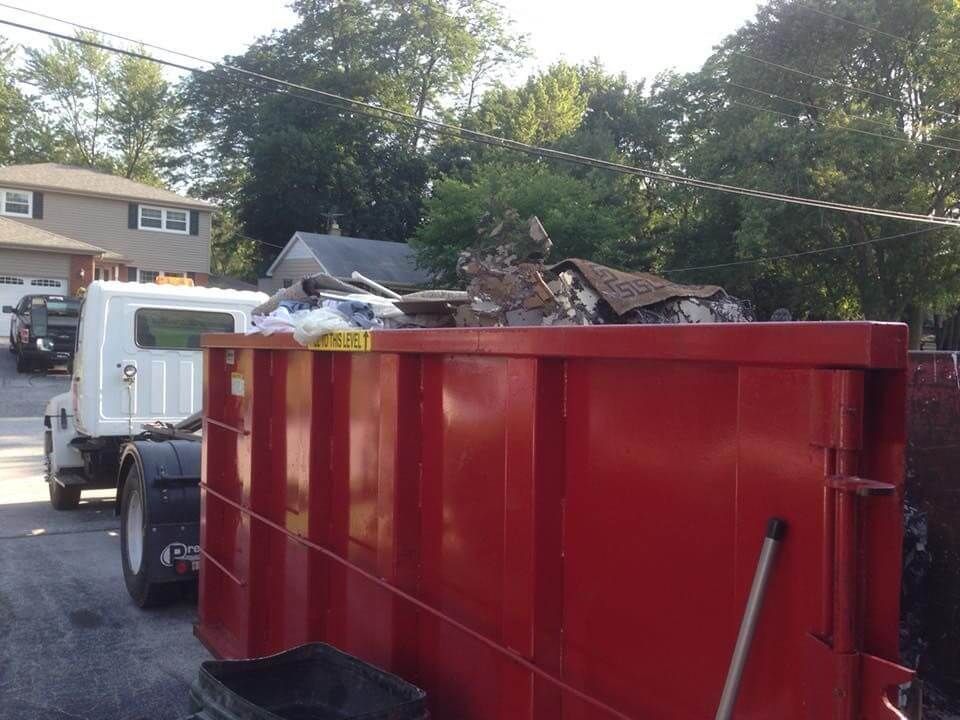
279, 349, 314, 647
532, 359, 565, 720
306, 351, 335, 649
244, 349, 280, 657
377, 352, 423, 679
198, 346, 226, 652
502, 358, 539, 718
325, 353, 353, 650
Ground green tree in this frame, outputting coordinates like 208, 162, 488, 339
105, 52, 181, 181
420, 61, 679, 283
458, 3, 529, 115
475, 63, 589, 144
210, 209, 261, 282
22, 32, 184, 182
182, 0, 527, 268
412, 162, 649, 285
657, 0, 960, 342
0, 37, 51, 163
23, 31, 112, 167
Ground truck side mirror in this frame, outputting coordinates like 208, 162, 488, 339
1, 306, 12, 313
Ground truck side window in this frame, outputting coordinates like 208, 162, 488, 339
134, 308, 235, 350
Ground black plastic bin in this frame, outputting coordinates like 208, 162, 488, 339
186, 643, 428, 720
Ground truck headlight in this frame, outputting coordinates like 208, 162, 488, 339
36, 338, 53, 351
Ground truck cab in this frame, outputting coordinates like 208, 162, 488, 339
43, 281, 265, 509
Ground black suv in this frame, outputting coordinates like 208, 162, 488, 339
5, 294, 82, 372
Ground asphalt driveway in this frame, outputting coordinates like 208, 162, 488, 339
0, 339, 210, 720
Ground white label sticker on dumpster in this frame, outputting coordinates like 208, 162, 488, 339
230, 372, 245, 397
225, 349, 235, 365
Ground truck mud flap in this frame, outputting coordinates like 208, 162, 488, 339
145, 521, 200, 582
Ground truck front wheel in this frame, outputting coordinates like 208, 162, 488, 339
16, 352, 32, 373
48, 481, 80, 510
120, 463, 170, 607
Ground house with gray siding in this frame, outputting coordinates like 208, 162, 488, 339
0, 163, 212, 322
260, 227, 430, 293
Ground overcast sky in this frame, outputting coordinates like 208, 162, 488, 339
1, 0, 765, 84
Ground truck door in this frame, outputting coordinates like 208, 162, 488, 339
100, 302, 236, 432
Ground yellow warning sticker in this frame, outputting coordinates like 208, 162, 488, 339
308, 330, 372, 353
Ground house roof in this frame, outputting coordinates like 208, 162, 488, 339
267, 231, 431, 286
0, 216, 107, 256
0, 163, 212, 210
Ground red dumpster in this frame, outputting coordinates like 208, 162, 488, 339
198, 323, 914, 719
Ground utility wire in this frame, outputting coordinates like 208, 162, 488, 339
728, 80, 960, 150
3, 14, 960, 231
730, 50, 960, 122
663, 224, 944, 273
729, 98, 960, 154
799, 4, 952, 52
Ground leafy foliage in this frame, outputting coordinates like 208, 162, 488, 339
412, 161, 648, 285
22, 32, 182, 182
0, 39, 49, 164
210, 209, 261, 282
662, 0, 960, 331
181, 0, 528, 275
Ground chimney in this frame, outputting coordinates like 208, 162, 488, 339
329, 220, 342, 236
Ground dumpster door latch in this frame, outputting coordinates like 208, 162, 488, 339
826, 475, 896, 497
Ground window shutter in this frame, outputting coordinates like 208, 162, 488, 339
128, 203, 138, 229
189, 210, 199, 236
32, 192, 43, 219
127, 266, 138, 282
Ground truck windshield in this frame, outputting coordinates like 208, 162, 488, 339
135, 308, 235, 349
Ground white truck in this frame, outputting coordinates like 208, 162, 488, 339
43, 280, 265, 605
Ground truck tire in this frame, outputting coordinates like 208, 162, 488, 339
48, 481, 81, 510
15, 352, 31, 373
120, 462, 172, 607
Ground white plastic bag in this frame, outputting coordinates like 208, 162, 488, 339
291, 307, 354, 344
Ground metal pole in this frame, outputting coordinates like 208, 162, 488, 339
350, 271, 402, 300
715, 517, 787, 720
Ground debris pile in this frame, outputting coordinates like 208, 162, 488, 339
454, 211, 557, 326
250, 209, 751, 343
453, 209, 751, 326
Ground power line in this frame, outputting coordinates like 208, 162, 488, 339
730, 50, 960, 122
234, 233, 287, 251
663, 224, 944, 273
728, 98, 960, 154
799, 4, 948, 53
4, 13, 960, 230
727, 80, 960, 150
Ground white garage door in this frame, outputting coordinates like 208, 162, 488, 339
0, 275, 70, 330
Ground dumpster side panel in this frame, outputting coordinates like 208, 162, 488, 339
731, 367, 838, 717
417, 355, 508, 720
199, 325, 911, 720
561, 359, 740, 718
